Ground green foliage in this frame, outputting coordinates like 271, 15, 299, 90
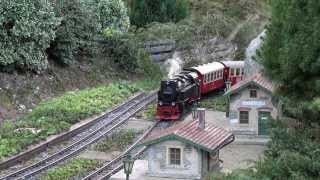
259, 0, 320, 124
83, 0, 130, 32
48, 0, 98, 65
206, 122, 320, 180
200, 96, 227, 112
0, 0, 60, 72
94, 129, 138, 152
0, 82, 138, 160
130, 0, 189, 27
42, 158, 99, 180
102, 32, 162, 78
253, 122, 320, 179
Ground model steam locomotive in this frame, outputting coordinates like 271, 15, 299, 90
156, 61, 245, 120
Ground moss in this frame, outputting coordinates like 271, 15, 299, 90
0, 90, 13, 109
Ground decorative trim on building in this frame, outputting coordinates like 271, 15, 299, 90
237, 107, 251, 111
257, 107, 273, 111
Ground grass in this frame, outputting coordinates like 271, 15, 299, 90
0, 79, 161, 160
200, 95, 227, 112
94, 129, 139, 152
41, 158, 100, 180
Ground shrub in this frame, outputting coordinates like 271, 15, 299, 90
48, 0, 99, 65
0, 0, 60, 72
130, 0, 189, 27
102, 32, 162, 78
82, 0, 130, 32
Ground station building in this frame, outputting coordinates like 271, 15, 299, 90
225, 73, 281, 135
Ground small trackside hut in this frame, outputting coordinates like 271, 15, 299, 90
137, 117, 234, 179
225, 73, 281, 136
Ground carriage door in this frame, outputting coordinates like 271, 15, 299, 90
258, 111, 271, 135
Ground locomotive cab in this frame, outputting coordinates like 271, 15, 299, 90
156, 72, 200, 120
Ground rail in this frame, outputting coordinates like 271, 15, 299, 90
0, 92, 157, 180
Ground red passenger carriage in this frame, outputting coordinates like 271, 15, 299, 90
156, 61, 245, 120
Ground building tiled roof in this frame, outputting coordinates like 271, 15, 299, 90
226, 73, 276, 95
138, 120, 234, 153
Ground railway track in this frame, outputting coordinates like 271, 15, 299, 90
0, 92, 157, 180
81, 122, 158, 180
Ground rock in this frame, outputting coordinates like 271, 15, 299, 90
17, 104, 26, 112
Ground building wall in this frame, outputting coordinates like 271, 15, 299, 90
146, 140, 202, 179
228, 86, 279, 135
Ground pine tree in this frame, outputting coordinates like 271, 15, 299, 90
130, 0, 189, 27
260, 0, 320, 124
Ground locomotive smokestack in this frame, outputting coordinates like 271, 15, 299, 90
197, 108, 206, 129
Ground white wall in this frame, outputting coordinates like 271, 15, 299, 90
229, 86, 278, 135
146, 140, 202, 179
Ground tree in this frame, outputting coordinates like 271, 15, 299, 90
130, 0, 189, 27
0, 0, 60, 72
48, 0, 99, 65
259, 0, 320, 124
82, 0, 130, 32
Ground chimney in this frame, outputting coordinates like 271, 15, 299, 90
197, 108, 206, 130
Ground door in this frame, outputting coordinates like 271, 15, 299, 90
258, 111, 271, 135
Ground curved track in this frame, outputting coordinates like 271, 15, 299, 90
81, 122, 158, 180
0, 92, 157, 180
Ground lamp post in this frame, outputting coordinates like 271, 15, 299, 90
123, 154, 134, 180
225, 80, 231, 118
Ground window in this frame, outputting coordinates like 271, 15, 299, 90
210, 73, 214, 82
241, 68, 245, 75
230, 68, 234, 76
239, 111, 249, 124
214, 72, 217, 80
236, 68, 240, 76
169, 148, 181, 165
250, 89, 257, 98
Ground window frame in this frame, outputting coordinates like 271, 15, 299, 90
167, 146, 183, 167
239, 111, 249, 124
230, 68, 234, 76
236, 68, 240, 76
250, 89, 257, 98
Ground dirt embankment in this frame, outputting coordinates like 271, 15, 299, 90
0, 58, 130, 122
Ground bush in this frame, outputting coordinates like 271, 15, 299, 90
82, 0, 130, 32
102, 32, 162, 79
48, 0, 99, 65
0, 0, 60, 72
130, 0, 189, 27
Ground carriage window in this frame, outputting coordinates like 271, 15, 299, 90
219, 71, 222, 78
230, 68, 234, 76
210, 73, 214, 82
241, 68, 245, 75
236, 68, 240, 76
